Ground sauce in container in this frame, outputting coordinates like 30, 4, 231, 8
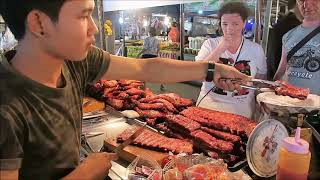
276, 127, 311, 180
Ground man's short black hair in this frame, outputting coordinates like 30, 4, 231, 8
288, 0, 297, 10
0, 0, 65, 40
218, 2, 249, 22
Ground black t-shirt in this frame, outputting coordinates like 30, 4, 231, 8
267, 12, 301, 80
0, 46, 110, 179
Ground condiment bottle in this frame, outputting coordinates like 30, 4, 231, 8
276, 127, 311, 180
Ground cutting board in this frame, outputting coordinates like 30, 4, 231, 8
104, 138, 169, 164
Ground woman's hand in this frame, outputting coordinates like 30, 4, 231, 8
204, 36, 233, 62
216, 35, 233, 53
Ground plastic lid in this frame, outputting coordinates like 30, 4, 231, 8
282, 127, 309, 154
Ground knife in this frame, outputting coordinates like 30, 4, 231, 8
113, 123, 147, 154
84, 132, 105, 138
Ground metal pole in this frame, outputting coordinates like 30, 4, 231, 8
261, 0, 273, 53
275, 0, 280, 23
179, 3, 185, 60
94, 0, 105, 49
254, 0, 262, 44
119, 11, 127, 57
99, 0, 106, 50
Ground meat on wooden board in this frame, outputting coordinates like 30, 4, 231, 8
134, 107, 166, 119
165, 115, 201, 133
117, 128, 193, 154
191, 130, 234, 154
180, 107, 257, 137
88, 80, 257, 166
201, 127, 241, 143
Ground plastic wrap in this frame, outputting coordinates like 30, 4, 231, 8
127, 154, 162, 180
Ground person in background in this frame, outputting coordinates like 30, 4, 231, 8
136, 27, 160, 59
0, 0, 248, 179
274, 0, 320, 95
267, 0, 302, 80
168, 22, 180, 43
195, 2, 267, 118
0, 25, 17, 53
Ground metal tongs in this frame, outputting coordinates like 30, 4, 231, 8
220, 78, 283, 91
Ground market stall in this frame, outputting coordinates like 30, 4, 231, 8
103, 0, 257, 62
126, 40, 180, 59
76, 1, 320, 179
82, 79, 320, 179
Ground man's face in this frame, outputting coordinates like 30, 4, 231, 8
42, 0, 98, 61
297, 0, 320, 21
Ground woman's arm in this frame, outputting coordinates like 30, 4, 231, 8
255, 45, 268, 80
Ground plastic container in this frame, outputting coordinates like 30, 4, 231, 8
276, 127, 311, 180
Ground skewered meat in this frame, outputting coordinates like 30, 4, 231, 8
104, 91, 130, 100
130, 95, 141, 100
126, 88, 146, 96
140, 94, 193, 109
103, 86, 119, 96
100, 80, 118, 88
116, 92, 130, 99
191, 130, 234, 153
117, 128, 193, 154
181, 107, 256, 137
155, 123, 171, 133
149, 99, 178, 113
165, 115, 201, 133
139, 96, 171, 104
118, 80, 142, 86
134, 107, 166, 119
164, 93, 194, 107
201, 127, 241, 143
146, 118, 157, 126
132, 100, 166, 111
275, 81, 310, 100
106, 98, 124, 110
121, 82, 144, 90
145, 88, 154, 97
123, 101, 135, 110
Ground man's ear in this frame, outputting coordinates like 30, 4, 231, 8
26, 10, 52, 38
